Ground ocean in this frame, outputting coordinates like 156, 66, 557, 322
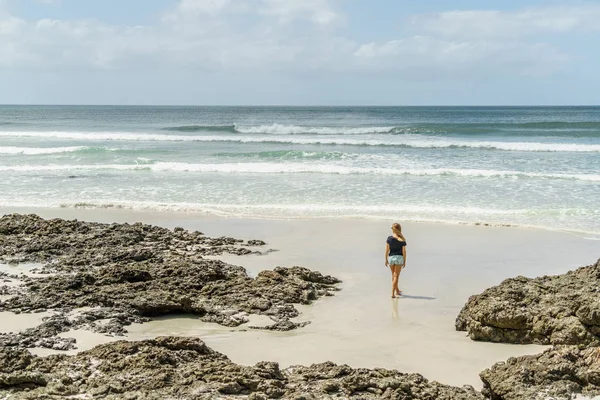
0, 105, 599, 237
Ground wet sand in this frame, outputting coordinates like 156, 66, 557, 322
0, 311, 52, 334
2, 207, 599, 388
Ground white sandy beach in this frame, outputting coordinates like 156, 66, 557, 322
1, 207, 599, 389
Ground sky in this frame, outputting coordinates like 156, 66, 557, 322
0, 0, 599, 105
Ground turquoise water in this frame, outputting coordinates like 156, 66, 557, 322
0, 106, 599, 235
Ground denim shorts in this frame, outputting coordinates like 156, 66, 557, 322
389, 255, 404, 266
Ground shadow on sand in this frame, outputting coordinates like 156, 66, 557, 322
398, 294, 436, 300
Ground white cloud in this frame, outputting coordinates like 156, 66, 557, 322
0, 1, 593, 78
0, 0, 346, 71
164, 0, 339, 26
412, 4, 600, 39
177, 0, 231, 15
164, 0, 232, 21
353, 36, 568, 77
260, 0, 340, 26
0, 13, 23, 36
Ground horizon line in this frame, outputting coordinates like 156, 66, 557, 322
1, 104, 599, 108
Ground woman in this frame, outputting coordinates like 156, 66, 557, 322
385, 223, 407, 298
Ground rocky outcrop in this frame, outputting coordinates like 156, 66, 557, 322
0, 213, 265, 271
456, 259, 600, 346
0, 336, 484, 400
480, 346, 600, 400
3, 338, 600, 400
0, 214, 340, 350
4, 214, 598, 399
456, 258, 600, 398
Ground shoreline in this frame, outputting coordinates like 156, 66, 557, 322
1, 208, 599, 390
2, 204, 600, 240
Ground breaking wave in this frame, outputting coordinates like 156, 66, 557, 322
2, 162, 598, 181
158, 121, 600, 136
1, 131, 598, 152
0, 146, 89, 155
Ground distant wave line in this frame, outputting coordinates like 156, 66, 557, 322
212, 150, 355, 160
0, 146, 153, 156
161, 124, 394, 135
1, 162, 598, 181
161, 125, 237, 133
0, 146, 89, 155
1, 131, 598, 152
159, 122, 600, 135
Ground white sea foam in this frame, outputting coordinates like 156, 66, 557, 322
234, 123, 394, 135
147, 163, 600, 181
0, 146, 88, 155
0, 199, 522, 216
0, 164, 136, 172
1, 162, 598, 182
47, 200, 528, 215
1, 131, 599, 152
0, 131, 186, 142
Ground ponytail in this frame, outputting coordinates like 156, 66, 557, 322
391, 223, 406, 242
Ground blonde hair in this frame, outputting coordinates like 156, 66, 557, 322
391, 223, 406, 241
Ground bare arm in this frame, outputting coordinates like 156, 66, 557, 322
402, 244, 407, 267
385, 243, 390, 267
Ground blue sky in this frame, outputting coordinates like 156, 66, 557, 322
1, 0, 599, 105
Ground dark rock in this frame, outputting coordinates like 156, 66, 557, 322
0, 214, 341, 349
456, 259, 600, 346
0, 337, 484, 399
481, 345, 600, 400
247, 239, 266, 246
0, 314, 77, 350
0, 348, 34, 373
0, 371, 47, 389
251, 319, 311, 331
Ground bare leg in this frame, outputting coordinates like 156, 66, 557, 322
389, 265, 395, 298
391, 265, 401, 297
395, 265, 402, 295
